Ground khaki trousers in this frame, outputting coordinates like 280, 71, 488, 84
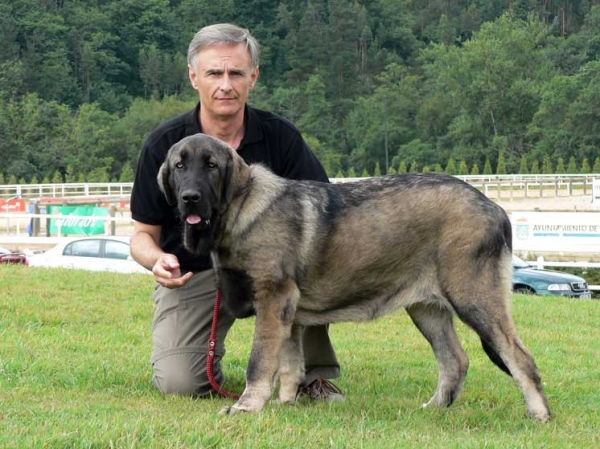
151, 270, 340, 396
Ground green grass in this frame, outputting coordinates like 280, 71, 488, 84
1, 266, 598, 448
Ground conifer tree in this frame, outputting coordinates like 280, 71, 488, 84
542, 155, 553, 174
483, 158, 493, 175
555, 157, 566, 174
52, 171, 63, 184
530, 160, 540, 175
496, 153, 507, 174
471, 164, 480, 175
581, 158, 591, 174
445, 157, 456, 175
518, 155, 528, 174
388, 167, 397, 175
434, 163, 443, 173
361, 168, 370, 177
348, 167, 357, 177
398, 161, 407, 174
458, 160, 469, 175
374, 162, 382, 176
335, 170, 345, 178
566, 156, 578, 174
592, 157, 600, 173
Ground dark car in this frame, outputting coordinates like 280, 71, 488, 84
0, 246, 27, 265
512, 254, 591, 299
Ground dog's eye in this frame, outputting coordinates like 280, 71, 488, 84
206, 161, 217, 169
175, 162, 184, 169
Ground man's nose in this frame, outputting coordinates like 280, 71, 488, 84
219, 74, 233, 91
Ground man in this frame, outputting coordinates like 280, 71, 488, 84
130, 23, 343, 400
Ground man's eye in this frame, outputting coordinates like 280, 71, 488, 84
175, 162, 184, 169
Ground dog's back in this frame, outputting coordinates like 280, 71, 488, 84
284, 173, 512, 325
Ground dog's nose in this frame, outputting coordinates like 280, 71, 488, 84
181, 191, 201, 204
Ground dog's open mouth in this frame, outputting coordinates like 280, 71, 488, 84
184, 213, 211, 229
186, 214, 203, 225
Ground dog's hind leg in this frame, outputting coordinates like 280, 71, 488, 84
406, 302, 469, 408
277, 323, 305, 404
450, 294, 552, 422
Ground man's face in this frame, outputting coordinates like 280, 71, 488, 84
188, 42, 259, 120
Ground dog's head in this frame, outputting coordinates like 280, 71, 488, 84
157, 133, 249, 256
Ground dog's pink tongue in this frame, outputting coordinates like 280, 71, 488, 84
186, 215, 202, 225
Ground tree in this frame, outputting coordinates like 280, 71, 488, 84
542, 154, 554, 174
567, 156, 578, 174
374, 162, 382, 176
445, 157, 457, 175
471, 163, 480, 175
581, 157, 591, 174
52, 170, 63, 184
531, 159, 540, 174
119, 164, 135, 182
593, 157, 600, 172
496, 153, 507, 174
459, 160, 469, 175
555, 157, 566, 174
519, 155, 528, 174
483, 157, 493, 175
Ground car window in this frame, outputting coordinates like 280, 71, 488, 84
104, 240, 130, 260
512, 254, 530, 268
64, 240, 101, 258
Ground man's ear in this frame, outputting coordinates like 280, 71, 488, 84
157, 161, 176, 205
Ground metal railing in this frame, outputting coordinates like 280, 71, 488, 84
1, 174, 599, 200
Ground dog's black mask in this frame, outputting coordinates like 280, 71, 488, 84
158, 135, 232, 257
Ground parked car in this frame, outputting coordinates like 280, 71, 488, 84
27, 236, 150, 274
512, 254, 591, 299
0, 246, 28, 265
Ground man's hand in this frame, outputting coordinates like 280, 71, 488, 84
152, 253, 193, 288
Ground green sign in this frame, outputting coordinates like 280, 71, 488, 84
49, 206, 109, 235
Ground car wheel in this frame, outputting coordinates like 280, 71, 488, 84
514, 286, 535, 295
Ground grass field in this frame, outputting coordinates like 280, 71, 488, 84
1, 266, 598, 448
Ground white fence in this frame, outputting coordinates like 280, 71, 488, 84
1, 174, 599, 200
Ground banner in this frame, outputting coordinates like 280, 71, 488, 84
511, 211, 600, 253
48, 205, 109, 235
0, 198, 27, 212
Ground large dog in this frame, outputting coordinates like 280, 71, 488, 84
157, 134, 551, 422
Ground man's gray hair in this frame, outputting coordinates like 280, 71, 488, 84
187, 23, 260, 69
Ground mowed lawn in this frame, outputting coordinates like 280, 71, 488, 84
1, 266, 598, 448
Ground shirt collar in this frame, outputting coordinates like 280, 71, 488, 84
186, 103, 264, 146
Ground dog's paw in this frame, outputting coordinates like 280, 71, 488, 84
218, 401, 263, 415
219, 405, 232, 415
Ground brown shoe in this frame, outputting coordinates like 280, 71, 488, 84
297, 379, 345, 402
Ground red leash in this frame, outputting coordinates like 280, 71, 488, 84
206, 288, 241, 399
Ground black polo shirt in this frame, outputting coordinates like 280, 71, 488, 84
130, 103, 329, 272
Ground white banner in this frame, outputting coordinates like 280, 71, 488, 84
511, 211, 600, 253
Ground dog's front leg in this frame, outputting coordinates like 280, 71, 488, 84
220, 279, 299, 415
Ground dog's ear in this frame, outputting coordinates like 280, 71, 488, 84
157, 160, 176, 205
223, 150, 235, 205
222, 146, 251, 205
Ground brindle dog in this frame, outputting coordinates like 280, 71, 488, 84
157, 134, 551, 422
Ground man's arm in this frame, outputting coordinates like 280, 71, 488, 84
130, 220, 192, 288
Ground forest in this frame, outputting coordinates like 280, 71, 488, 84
1, 0, 600, 183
